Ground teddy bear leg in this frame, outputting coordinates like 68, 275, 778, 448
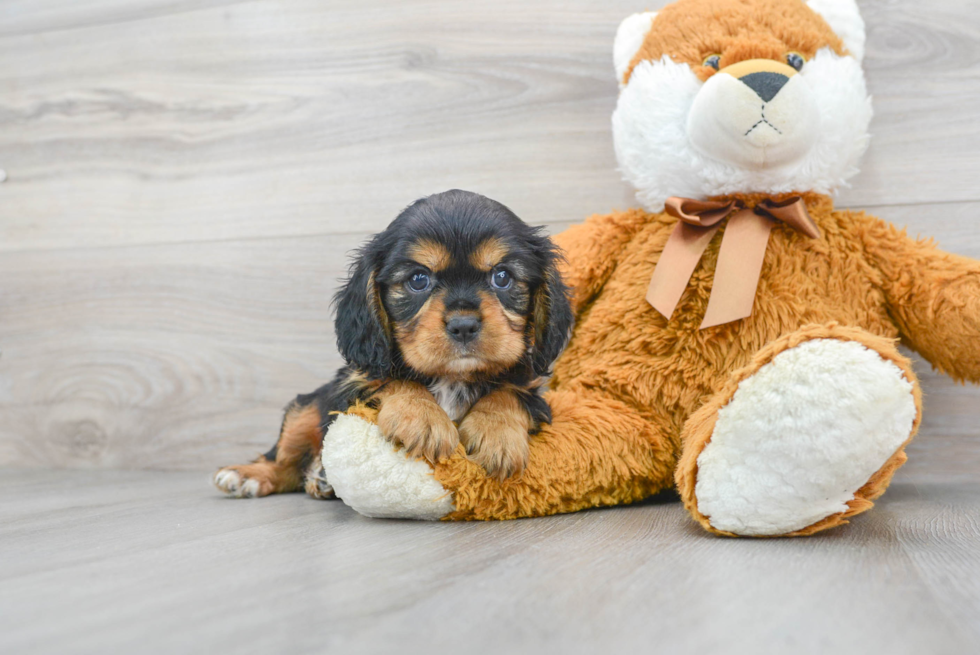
434, 385, 676, 520
319, 408, 456, 519
675, 324, 922, 537
321, 387, 676, 520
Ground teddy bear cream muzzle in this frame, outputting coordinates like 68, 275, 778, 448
687, 58, 820, 169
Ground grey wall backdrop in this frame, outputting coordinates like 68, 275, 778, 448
1, 0, 978, 475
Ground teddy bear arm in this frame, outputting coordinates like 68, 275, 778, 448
860, 216, 980, 383
551, 209, 650, 314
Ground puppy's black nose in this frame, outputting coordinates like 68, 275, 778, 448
739, 71, 789, 103
446, 316, 481, 344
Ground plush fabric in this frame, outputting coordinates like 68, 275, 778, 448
677, 325, 921, 536
429, 194, 980, 528
613, 11, 871, 209
321, 0, 980, 536
621, 0, 845, 85
321, 405, 456, 520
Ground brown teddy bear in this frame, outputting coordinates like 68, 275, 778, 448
317, 0, 980, 536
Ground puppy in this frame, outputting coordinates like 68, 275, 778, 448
214, 189, 573, 498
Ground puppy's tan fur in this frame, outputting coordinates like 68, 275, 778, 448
470, 237, 508, 272
216, 190, 570, 492
459, 387, 534, 481
408, 239, 452, 272
219, 403, 323, 497
395, 289, 527, 381
376, 380, 460, 462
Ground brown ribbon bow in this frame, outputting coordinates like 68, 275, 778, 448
646, 196, 821, 329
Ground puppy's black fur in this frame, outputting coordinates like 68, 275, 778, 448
215, 189, 572, 496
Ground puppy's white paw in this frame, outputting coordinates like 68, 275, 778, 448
213, 468, 261, 498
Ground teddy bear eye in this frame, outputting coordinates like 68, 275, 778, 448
703, 54, 721, 70
786, 52, 806, 71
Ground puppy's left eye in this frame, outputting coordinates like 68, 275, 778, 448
407, 271, 431, 292
786, 52, 806, 71
490, 269, 512, 290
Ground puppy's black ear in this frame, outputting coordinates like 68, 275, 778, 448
530, 248, 573, 377
334, 244, 394, 379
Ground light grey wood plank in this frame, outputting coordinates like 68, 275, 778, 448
0, 227, 975, 470
0, 0, 638, 252
0, 1, 978, 472
2, 217, 979, 471
1, 470, 978, 655
2, 0, 980, 254
0, 0, 242, 37
0, 233, 351, 470
855, 0, 980, 206
877, 201, 980, 259
1, 1, 978, 650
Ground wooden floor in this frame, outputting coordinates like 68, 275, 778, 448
2, 468, 979, 655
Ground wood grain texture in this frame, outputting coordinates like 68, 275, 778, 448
1, 0, 979, 471
1, 470, 979, 654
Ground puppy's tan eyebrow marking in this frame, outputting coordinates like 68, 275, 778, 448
407, 239, 452, 272
470, 237, 509, 272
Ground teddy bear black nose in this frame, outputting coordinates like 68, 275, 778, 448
740, 71, 789, 103
446, 316, 482, 344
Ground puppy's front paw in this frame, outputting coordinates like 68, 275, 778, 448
459, 417, 530, 481
377, 391, 459, 463
459, 390, 532, 480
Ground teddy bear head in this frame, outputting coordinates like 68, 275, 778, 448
612, 0, 871, 211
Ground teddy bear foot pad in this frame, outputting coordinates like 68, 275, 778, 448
321, 412, 455, 520
692, 338, 918, 536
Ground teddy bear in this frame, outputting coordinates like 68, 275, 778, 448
317, 0, 980, 536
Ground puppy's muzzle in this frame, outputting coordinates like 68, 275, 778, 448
446, 316, 482, 345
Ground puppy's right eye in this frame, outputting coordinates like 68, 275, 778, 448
490, 269, 513, 290
703, 54, 721, 70
407, 271, 431, 292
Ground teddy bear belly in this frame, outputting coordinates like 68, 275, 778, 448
552, 234, 899, 421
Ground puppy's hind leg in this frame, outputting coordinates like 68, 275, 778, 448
214, 395, 325, 498
303, 456, 336, 500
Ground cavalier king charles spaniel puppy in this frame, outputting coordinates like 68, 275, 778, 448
215, 189, 573, 498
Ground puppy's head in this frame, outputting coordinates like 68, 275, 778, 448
335, 190, 572, 381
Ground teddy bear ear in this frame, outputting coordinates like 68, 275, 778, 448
614, 12, 658, 87
806, 0, 866, 62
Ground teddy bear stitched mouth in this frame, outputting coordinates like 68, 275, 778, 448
744, 104, 783, 137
